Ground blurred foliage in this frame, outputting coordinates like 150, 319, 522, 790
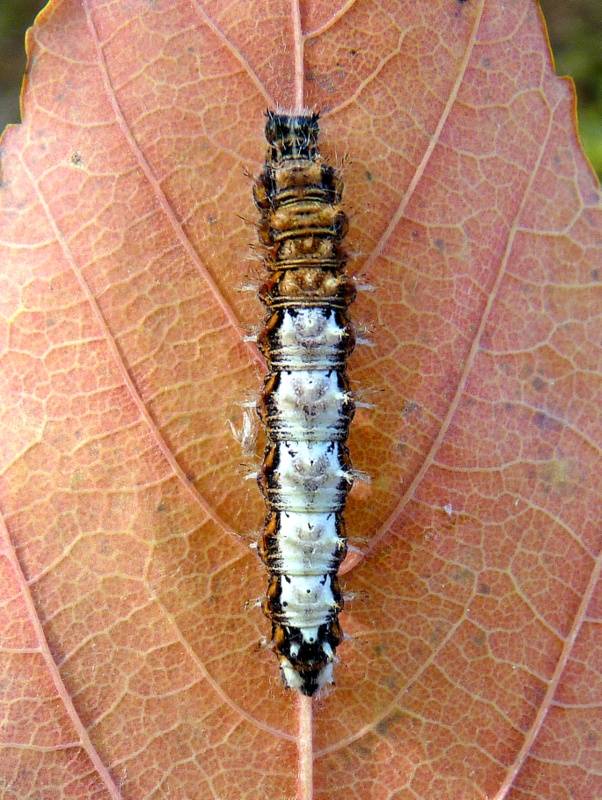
0, 0, 45, 131
541, 0, 602, 177
0, 0, 600, 177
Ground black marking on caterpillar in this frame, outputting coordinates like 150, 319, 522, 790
253, 111, 356, 695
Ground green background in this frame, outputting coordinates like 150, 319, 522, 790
1, 0, 600, 177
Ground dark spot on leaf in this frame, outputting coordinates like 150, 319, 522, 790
532, 376, 546, 391
451, 567, 473, 584
478, 582, 491, 595
351, 742, 372, 758
402, 400, 420, 418
206, 213, 217, 224
350, 49, 358, 57
591, 269, 599, 281
304, 69, 341, 94
156, 502, 168, 513
430, 623, 446, 647
71, 151, 82, 166
365, 169, 373, 181
434, 238, 445, 252
376, 710, 403, 737
384, 673, 400, 692
480, 331, 492, 350
534, 411, 562, 432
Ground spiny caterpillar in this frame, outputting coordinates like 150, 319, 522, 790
252, 111, 357, 695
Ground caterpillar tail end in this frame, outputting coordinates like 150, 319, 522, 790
280, 657, 334, 696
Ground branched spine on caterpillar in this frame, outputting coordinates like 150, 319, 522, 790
253, 111, 357, 695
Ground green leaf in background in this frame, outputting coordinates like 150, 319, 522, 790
542, 0, 602, 177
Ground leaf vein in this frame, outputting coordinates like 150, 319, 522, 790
493, 551, 602, 798
83, 4, 263, 371
0, 510, 124, 799
192, 0, 275, 107
342, 9, 559, 575
17, 153, 238, 540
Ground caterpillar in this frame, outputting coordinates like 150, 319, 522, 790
252, 111, 357, 695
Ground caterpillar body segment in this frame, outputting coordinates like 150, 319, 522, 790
253, 111, 356, 695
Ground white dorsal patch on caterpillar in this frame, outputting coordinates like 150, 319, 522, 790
253, 111, 357, 695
